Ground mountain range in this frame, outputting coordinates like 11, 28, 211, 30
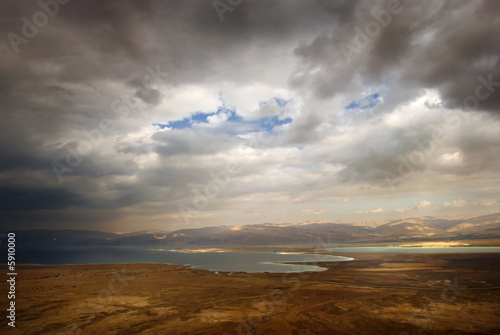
3, 212, 500, 247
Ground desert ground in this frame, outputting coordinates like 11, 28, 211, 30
2, 248, 500, 335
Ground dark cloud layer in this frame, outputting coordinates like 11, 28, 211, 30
0, 187, 83, 211
291, 1, 500, 114
1, 0, 499, 230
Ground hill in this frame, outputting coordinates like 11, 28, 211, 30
3, 212, 500, 247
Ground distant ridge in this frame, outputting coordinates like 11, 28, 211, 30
3, 212, 500, 247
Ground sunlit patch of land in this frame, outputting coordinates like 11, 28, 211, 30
396, 241, 470, 247
326, 237, 500, 248
166, 248, 226, 253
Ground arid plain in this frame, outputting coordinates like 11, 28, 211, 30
2, 244, 500, 335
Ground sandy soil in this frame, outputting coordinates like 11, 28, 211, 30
1, 251, 500, 334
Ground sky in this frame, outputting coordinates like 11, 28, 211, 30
1, 0, 500, 232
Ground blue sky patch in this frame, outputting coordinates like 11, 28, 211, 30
345, 93, 380, 110
259, 97, 291, 108
152, 111, 216, 129
256, 115, 292, 133
153, 96, 293, 135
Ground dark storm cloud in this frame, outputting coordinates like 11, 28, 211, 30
4, 0, 336, 228
129, 78, 162, 106
0, 208, 126, 230
291, 0, 500, 115
334, 128, 418, 184
115, 141, 155, 156
0, 187, 84, 211
1, 0, 499, 230
152, 129, 235, 156
400, 1, 500, 114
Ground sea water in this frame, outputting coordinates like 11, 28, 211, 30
12, 246, 353, 273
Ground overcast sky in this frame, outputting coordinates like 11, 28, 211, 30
1, 0, 500, 232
